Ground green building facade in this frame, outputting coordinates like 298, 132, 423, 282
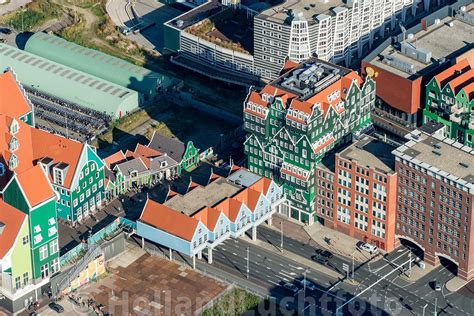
423, 69, 474, 147
244, 60, 375, 224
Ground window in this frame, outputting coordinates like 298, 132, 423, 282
40, 264, 49, 279
51, 258, 60, 275
91, 164, 95, 171
34, 234, 43, 244
22, 235, 29, 245
15, 276, 21, 290
48, 217, 56, 225
53, 168, 64, 185
48, 226, 57, 237
50, 240, 59, 255
22, 272, 29, 286
39, 245, 48, 261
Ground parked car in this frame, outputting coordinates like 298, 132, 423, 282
296, 278, 317, 291
48, 302, 64, 313
0, 28, 12, 34
315, 248, 333, 259
358, 242, 378, 254
434, 281, 442, 291
283, 282, 300, 294
311, 255, 328, 265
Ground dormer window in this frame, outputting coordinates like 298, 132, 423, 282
9, 136, 18, 151
160, 161, 168, 168
9, 154, 18, 170
9, 119, 19, 135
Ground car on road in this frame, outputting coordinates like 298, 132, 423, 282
358, 242, 378, 254
434, 281, 442, 291
283, 282, 300, 294
310, 254, 328, 265
315, 248, 333, 259
0, 28, 12, 34
296, 278, 318, 291
48, 302, 64, 313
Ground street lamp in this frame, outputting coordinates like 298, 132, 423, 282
280, 220, 283, 252
246, 246, 249, 279
434, 297, 437, 316
303, 268, 309, 298
351, 251, 356, 281
422, 303, 427, 316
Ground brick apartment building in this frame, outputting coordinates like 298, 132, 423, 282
393, 129, 474, 280
315, 136, 398, 251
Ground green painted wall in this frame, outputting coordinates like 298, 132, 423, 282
3, 179, 30, 214
163, 24, 181, 53
181, 141, 199, 172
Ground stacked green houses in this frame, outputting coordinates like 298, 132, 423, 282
243, 59, 375, 224
0, 70, 105, 313
423, 58, 474, 147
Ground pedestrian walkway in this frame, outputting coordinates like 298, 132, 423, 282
446, 277, 469, 292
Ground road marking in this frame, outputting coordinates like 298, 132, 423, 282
232, 252, 237, 256
279, 271, 293, 279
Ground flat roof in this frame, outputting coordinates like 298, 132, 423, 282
227, 168, 262, 187
394, 131, 474, 184
166, 0, 223, 31
258, 0, 345, 25
369, 5, 474, 78
164, 177, 243, 216
339, 136, 396, 174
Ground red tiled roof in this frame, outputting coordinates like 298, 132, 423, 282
447, 68, 474, 95
0, 199, 26, 259
140, 199, 199, 242
104, 151, 126, 169
16, 165, 55, 207
281, 167, 308, 181
134, 143, 161, 158
248, 91, 267, 107
463, 82, 474, 100
0, 72, 32, 119
312, 136, 335, 154
281, 60, 299, 75
215, 198, 243, 222
192, 207, 222, 231
31, 128, 83, 188
233, 188, 261, 212
434, 59, 471, 88
249, 177, 272, 196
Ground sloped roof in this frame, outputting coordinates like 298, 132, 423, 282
140, 199, 199, 242
232, 188, 261, 212
434, 59, 471, 88
103, 150, 126, 169
16, 165, 54, 207
0, 199, 26, 259
192, 207, 222, 231
0, 71, 32, 119
115, 157, 148, 177
148, 132, 186, 162
249, 177, 272, 196
446, 68, 474, 95
134, 143, 161, 158
31, 127, 84, 188
214, 198, 243, 222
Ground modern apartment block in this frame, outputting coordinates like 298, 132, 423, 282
243, 58, 375, 224
315, 136, 398, 251
423, 58, 474, 147
164, 0, 443, 84
362, 1, 472, 138
393, 129, 474, 280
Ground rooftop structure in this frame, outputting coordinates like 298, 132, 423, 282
339, 136, 396, 174
24, 32, 177, 101
368, 5, 474, 79
393, 130, 474, 187
0, 44, 139, 118
165, 177, 246, 216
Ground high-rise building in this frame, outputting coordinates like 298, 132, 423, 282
423, 59, 474, 147
393, 128, 474, 280
315, 136, 398, 251
165, 0, 446, 84
243, 58, 375, 223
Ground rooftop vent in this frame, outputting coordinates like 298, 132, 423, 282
176, 19, 184, 28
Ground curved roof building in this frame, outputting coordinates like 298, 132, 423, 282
24, 32, 175, 101
0, 44, 139, 118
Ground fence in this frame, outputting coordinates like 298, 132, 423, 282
60, 218, 122, 266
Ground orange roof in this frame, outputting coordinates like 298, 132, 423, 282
249, 177, 272, 195
31, 128, 83, 188
248, 91, 267, 107
104, 151, 126, 169
0, 199, 26, 259
434, 59, 471, 88
463, 82, 474, 100
0, 71, 32, 120
233, 188, 261, 212
312, 136, 335, 154
140, 199, 199, 242
447, 68, 474, 94
16, 165, 55, 207
281, 60, 299, 75
215, 198, 243, 222
134, 143, 161, 158
192, 207, 222, 231
0, 116, 34, 175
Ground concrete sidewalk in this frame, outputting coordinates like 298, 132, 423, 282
446, 277, 469, 292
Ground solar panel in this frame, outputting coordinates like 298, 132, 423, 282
53, 67, 63, 74
103, 85, 113, 92
17, 54, 28, 62
38, 62, 50, 69
61, 69, 70, 77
